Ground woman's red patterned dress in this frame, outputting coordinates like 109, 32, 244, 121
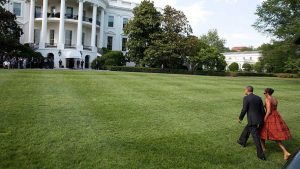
260, 102, 292, 141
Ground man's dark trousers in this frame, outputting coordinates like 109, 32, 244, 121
238, 124, 265, 159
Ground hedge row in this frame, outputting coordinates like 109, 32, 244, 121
110, 66, 190, 74
109, 66, 299, 78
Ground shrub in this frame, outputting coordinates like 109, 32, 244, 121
242, 63, 252, 72
275, 73, 299, 78
236, 72, 275, 77
228, 62, 239, 72
109, 66, 190, 74
253, 62, 263, 73
109, 66, 290, 78
91, 51, 125, 69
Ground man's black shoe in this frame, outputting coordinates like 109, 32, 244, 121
237, 140, 246, 147
258, 156, 267, 161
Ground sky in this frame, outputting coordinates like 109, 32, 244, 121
130, 0, 271, 48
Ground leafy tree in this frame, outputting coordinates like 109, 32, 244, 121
124, 0, 162, 65
228, 62, 239, 72
258, 41, 298, 73
253, 0, 300, 40
253, 0, 300, 73
185, 39, 226, 72
144, 5, 192, 69
183, 35, 200, 71
242, 63, 252, 72
0, 0, 23, 59
200, 29, 227, 53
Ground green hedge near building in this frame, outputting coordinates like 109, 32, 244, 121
109, 66, 299, 78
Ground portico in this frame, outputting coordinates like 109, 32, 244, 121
6, 0, 136, 69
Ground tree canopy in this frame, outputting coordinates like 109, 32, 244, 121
253, 0, 300, 40
253, 0, 300, 73
125, 0, 227, 72
199, 29, 227, 53
124, 0, 161, 65
144, 5, 192, 69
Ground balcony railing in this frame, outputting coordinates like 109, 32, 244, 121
65, 44, 76, 49
83, 45, 92, 51
35, 12, 100, 25
45, 43, 57, 48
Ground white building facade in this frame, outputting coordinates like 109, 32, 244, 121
223, 51, 262, 70
4, 0, 136, 68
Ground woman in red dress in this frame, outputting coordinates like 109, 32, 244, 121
260, 88, 292, 160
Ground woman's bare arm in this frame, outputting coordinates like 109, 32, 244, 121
264, 98, 271, 121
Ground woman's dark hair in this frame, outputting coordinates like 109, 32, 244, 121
264, 88, 274, 95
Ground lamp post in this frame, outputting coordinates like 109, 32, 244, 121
58, 50, 62, 68
58, 50, 62, 57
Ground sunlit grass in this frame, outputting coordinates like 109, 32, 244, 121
0, 70, 299, 169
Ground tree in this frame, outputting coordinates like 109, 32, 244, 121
144, 5, 192, 69
253, 0, 300, 40
200, 29, 227, 53
0, 0, 23, 59
253, 0, 300, 73
185, 38, 227, 72
124, 0, 162, 65
228, 62, 239, 72
184, 35, 200, 71
242, 63, 252, 72
258, 41, 298, 73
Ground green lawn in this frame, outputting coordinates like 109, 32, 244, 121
0, 70, 299, 169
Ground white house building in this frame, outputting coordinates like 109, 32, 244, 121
223, 51, 262, 70
4, 0, 136, 68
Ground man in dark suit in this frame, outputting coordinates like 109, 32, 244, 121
237, 86, 266, 160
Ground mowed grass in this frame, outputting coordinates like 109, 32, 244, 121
0, 70, 299, 169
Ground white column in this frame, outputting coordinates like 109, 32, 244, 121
91, 5, 97, 51
28, 0, 35, 44
39, 0, 48, 48
99, 9, 105, 48
76, 0, 84, 50
58, 0, 65, 49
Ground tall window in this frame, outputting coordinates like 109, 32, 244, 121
95, 35, 98, 47
66, 7, 73, 18
34, 29, 40, 44
108, 16, 114, 27
107, 36, 113, 50
123, 18, 128, 28
50, 30, 55, 45
65, 30, 72, 46
122, 38, 127, 51
82, 33, 85, 46
35, 6, 41, 18
13, 2, 21, 16
83, 11, 86, 21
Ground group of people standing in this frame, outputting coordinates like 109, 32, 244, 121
2, 57, 53, 69
2, 57, 28, 69
237, 86, 292, 161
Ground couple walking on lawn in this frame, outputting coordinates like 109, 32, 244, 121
237, 86, 292, 161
